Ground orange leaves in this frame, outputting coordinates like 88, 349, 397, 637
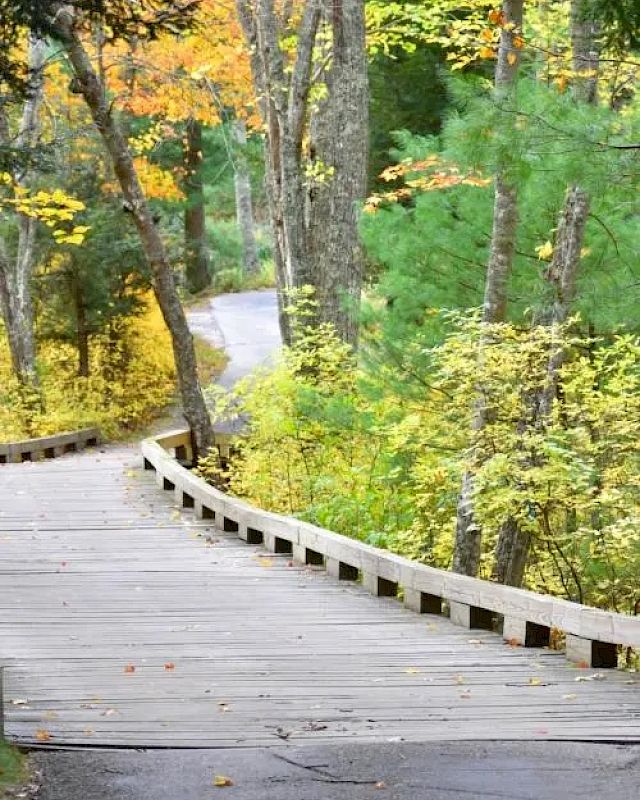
35, 729, 52, 742
124, 664, 136, 674
164, 662, 176, 671
365, 156, 492, 213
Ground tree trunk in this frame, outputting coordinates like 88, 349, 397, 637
50, 7, 213, 456
0, 36, 46, 396
492, 1, 598, 587
306, 0, 368, 346
231, 119, 261, 276
453, 0, 524, 576
71, 271, 90, 378
184, 118, 211, 294
237, 0, 368, 346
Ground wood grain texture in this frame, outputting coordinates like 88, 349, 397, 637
1, 445, 639, 748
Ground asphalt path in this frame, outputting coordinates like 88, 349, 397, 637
34, 741, 640, 800
188, 289, 281, 388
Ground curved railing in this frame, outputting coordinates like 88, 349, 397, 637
0, 427, 100, 464
143, 428, 640, 669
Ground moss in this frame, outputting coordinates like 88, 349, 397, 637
0, 740, 27, 794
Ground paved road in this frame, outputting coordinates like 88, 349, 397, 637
188, 289, 281, 388
33, 741, 640, 800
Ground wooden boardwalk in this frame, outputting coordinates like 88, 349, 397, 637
1, 446, 639, 747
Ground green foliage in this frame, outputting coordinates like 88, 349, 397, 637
362, 76, 640, 340
0, 739, 26, 791
199, 300, 640, 616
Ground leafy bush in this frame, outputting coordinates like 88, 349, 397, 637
0, 295, 176, 440
199, 304, 640, 616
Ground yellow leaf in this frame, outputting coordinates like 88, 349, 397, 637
213, 775, 234, 787
536, 240, 554, 261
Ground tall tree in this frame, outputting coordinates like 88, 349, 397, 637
231, 118, 260, 276
0, 36, 47, 397
492, 0, 600, 587
46, 4, 213, 455
183, 117, 211, 293
452, 0, 525, 577
236, 0, 368, 345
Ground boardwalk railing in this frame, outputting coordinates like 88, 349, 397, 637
0, 427, 100, 464
143, 428, 640, 670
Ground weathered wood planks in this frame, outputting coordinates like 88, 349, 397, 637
0, 444, 639, 748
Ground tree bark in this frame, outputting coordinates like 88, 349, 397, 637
231, 119, 260, 276
306, 0, 369, 346
453, 0, 524, 576
0, 36, 46, 395
236, 0, 367, 346
71, 270, 90, 378
184, 118, 211, 294
492, 1, 598, 587
50, 7, 213, 456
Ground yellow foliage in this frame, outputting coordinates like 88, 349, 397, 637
0, 296, 176, 441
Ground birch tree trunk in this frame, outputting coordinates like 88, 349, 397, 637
492, 1, 599, 587
0, 36, 46, 396
231, 119, 260, 276
50, 7, 213, 456
184, 118, 211, 294
452, 0, 524, 576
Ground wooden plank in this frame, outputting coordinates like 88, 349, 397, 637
1, 445, 639, 749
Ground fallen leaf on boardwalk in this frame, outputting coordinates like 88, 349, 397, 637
454, 675, 465, 685
11, 699, 29, 706
84, 728, 94, 737
404, 667, 420, 675
528, 677, 542, 686
35, 729, 51, 742
468, 639, 483, 645
213, 775, 234, 787
164, 662, 176, 671
506, 638, 522, 647
562, 694, 578, 701
218, 702, 231, 712
375, 781, 387, 790
257, 557, 273, 567
125, 470, 138, 478
43, 711, 58, 721
124, 664, 136, 674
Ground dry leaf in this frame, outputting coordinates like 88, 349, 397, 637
528, 677, 542, 686
404, 667, 419, 675
35, 729, 51, 742
213, 775, 234, 787
562, 693, 578, 701
124, 664, 136, 674
164, 662, 176, 671
375, 781, 387, 790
